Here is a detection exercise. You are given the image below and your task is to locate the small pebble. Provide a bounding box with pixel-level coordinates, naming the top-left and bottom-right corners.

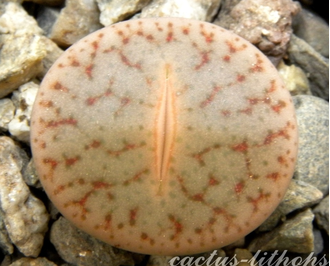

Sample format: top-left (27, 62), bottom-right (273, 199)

top-left (50, 216), bottom-right (139, 266)
top-left (248, 208), bottom-right (315, 253)
top-left (313, 195), bottom-right (329, 234)
top-left (293, 95), bottom-right (329, 195)
top-left (0, 137), bottom-right (49, 257)
top-left (288, 35), bottom-right (329, 100)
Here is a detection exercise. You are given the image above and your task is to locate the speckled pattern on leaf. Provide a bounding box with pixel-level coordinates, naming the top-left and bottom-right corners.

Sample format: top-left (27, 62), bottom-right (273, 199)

top-left (31, 18), bottom-right (298, 255)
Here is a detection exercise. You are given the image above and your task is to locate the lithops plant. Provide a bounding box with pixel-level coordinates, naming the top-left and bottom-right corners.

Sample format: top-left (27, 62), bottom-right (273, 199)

top-left (31, 18), bottom-right (298, 255)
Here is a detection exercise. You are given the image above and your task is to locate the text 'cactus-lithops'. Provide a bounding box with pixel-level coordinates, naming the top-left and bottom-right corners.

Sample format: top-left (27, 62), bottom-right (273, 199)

top-left (31, 18), bottom-right (298, 255)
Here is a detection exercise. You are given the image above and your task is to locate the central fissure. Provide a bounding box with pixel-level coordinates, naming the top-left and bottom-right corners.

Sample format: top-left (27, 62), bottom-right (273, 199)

top-left (155, 64), bottom-right (176, 184)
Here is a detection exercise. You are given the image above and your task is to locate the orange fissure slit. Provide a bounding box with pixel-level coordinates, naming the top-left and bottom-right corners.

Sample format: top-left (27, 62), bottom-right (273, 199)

top-left (154, 64), bottom-right (176, 190)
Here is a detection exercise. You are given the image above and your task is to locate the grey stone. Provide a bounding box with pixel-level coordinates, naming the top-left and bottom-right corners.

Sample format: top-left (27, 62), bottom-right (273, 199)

top-left (0, 2), bottom-right (46, 98)
top-left (24, 0), bottom-right (64, 6)
top-left (0, 1), bottom-right (21, 6)
top-left (0, 33), bottom-right (45, 98)
top-left (313, 228), bottom-right (324, 255)
top-left (214, 0), bottom-right (300, 65)
top-left (49, 0), bottom-right (102, 47)
top-left (232, 249), bottom-right (256, 266)
top-left (36, 5), bottom-right (61, 37)
top-left (0, 98), bottom-right (15, 131)
top-left (140, 0), bottom-right (222, 22)
top-left (298, 0), bottom-right (313, 4)
top-left (213, 0), bottom-right (241, 17)
top-left (0, 136), bottom-right (49, 257)
top-left (0, 2), bottom-right (43, 35)
top-left (258, 179), bottom-right (323, 232)
top-left (313, 195), bottom-right (329, 234)
top-left (257, 210), bottom-right (283, 233)
top-left (293, 8), bottom-right (329, 58)
top-left (47, 201), bottom-right (60, 221)
top-left (96, 0), bottom-right (151, 26)
top-left (278, 180), bottom-right (323, 214)
top-left (0, 209), bottom-right (13, 255)
top-left (22, 159), bottom-right (41, 188)
top-left (293, 95), bottom-right (329, 195)
top-left (38, 36), bottom-right (63, 79)
top-left (8, 257), bottom-right (57, 266)
top-left (288, 35), bottom-right (329, 100)
top-left (147, 255), bottom-right (177, 266)
top-left (50, 216), bottom-right (138, 266)
top-left (1, 255), bottom-right (12, 266)
top-left (277, 60), bottom-right (311, 96)
top-left (248, 208), bottom-right (315, 253)
top-left (8, 81), bottom-right (39, 143)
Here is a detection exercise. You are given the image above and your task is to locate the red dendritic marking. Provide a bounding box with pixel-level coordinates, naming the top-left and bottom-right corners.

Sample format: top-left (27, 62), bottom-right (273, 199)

top-left (177, 175), bottom-right (205, 203)
top-left (41, 157), bottom-right (59, 182)
top-left (119, 52), bottom-right (142, 70)
top-left (221, 110), bottom-right (232, 117)
top-left (176, 174), bottom-right (242, 235)
top-left (123, 168), bottom-right (149, 186)
top-left (223, 55), bottom-right (231, 62)
top-left (117, 30), bottom-right (130, 45)
top-left (107, 142), bottom-right (144, 157)
top-left (62, 179), bottom-right (114, 220)
top-left (103, 214), bottom-right (112, 230)
top-left (38, 100), bottom-right (54, 108)
top-left (113, 96), bottom-right (132, 117)
top-left (236, 74), bottom-right (246, 82)
top-left (154, 22), bottom-right (163, 32)
top-left (192, 193), bottom-right (204, 202)
top-left (238, 107), bottom-right (253, 115)
top-left (65, 156), bottom-right (80, 167)
top-left (200, 27), bottom-right (214, 43)
top-left (39, 140), bottom-right (46, 149)
top-left (267, 172), bottom-right (280, 181)
top-left (86, 89), bottom-right (113, 106)
top-left (271, 100), bottom-right (287, 113)
top-left (70, 59), bottom-right (80, 67)
top-left (91, 41), bottom-right (99, 58)
top-left (191, 143), bottom-right (221, 166)
top-left (85, 64), bottom-right (94, 79)
top-left (146, 34), bottom-right (154, 42)
top-left (262, 124), bottom-right (291, 146)
top-left (212, 207), bottom-right (241, 233)
top-left (200, 86), bottom-right (222, 108)
top-left (277, 155), bottom-right (289, 167)
top-left (45, 118), bottom-right (77, 128)
top-left (241, 80), bottom-right (288, 115)
top-left (141, 232), bottom-right (148, 240)
top-left (195, 51), bottom-right (210, 70)
top-left (225, 39), bottom-right (247, 53)
top-left (168, 215), bottom-right (183, 239)
top-left (247, 190), bottom-right (271, 212)
top-left (129, 208), bottom-right (139, 226)
top-left (234, 181), bottom-right (245, 195)
top-left (52, 82), bottom-right (69, 92)
top-left (85, 139), bottom-right (102, 150)
top-left (208, 174), bottom-right (220, 186)
top-left (249, 53), bottom-right (264, 73)
top-left (166, 22), bottom-right (174, 42)
top-left (182, 27), bottom-right (190, 35)
top-left (232, 141), bottom-right (248, 153)
top-left (43, 158), bottom-right (58, 170)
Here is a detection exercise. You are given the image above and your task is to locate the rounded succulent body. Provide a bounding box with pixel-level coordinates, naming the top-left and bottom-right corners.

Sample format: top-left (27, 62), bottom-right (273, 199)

top-left (31, 18), bottom-right (298, 255)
